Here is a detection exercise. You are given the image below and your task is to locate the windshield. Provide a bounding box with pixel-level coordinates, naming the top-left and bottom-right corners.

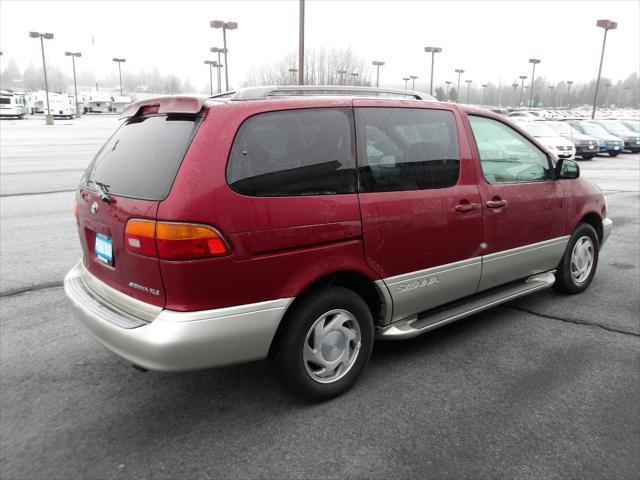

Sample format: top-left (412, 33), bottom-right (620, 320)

top-left (600, 121), bottom-right (631, 132)
top-left (82, 114), bottom-right (201, 201)
top-left (547, 122), bottom-right (579, 135)
top-left (621, 120), bottom-right (640, 132)
top-left (519, 123), bottom-right (557, 137)
top-left (578, 123), bottom-right (609, 136)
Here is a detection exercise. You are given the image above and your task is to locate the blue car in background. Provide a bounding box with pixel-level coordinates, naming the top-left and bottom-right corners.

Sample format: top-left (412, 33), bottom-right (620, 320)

top-left (568, 121), bottom-right (625, 157)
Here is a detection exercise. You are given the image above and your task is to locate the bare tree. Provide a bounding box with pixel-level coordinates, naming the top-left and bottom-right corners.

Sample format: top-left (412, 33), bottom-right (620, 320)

top-left (243, 47), bottom-right (373, 87)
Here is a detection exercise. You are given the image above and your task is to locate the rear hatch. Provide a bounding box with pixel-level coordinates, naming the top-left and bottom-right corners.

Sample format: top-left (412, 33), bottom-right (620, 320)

top-left (76, 106), bottom-right (203, 306)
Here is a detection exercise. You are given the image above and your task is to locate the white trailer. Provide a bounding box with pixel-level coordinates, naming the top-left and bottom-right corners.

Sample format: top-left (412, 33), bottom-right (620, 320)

top-left (0, 91), bottom-right (28, 118)
top-left (82, 93), bottom-right (112, 113)
top-left (49, 93), bottom-right (76, 118)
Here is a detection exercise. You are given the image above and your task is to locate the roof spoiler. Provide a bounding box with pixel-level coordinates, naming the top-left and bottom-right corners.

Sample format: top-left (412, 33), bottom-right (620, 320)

top-left (120, 95), bottom-right (209, 118)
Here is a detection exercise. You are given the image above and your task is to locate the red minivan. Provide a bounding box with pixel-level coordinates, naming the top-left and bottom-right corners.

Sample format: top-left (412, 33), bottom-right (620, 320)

top-left (65, 86), bottom-right (612, 401)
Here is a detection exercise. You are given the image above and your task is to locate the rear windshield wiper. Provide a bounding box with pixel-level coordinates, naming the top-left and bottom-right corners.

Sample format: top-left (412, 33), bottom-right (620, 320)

top-left (92, 180), bottom-right (111, 203)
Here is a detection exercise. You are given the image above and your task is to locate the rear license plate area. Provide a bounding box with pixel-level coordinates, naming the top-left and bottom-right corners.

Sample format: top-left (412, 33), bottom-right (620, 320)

top-left (95, 233), bottom-right (113, 265)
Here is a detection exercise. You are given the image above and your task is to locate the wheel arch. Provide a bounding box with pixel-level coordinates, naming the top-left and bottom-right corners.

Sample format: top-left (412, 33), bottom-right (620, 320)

top-left (578, 212), bottom-right (604, 245)
top-left (269, 270), bottom-right (392, 355)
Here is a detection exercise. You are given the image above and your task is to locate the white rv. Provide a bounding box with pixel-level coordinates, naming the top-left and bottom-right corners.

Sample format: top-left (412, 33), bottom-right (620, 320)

top-left (82, 92), bottom-right (112, 113)
top-left (110, 96), bottom-right (132, 113)
top-left (49, 93), bottom-right (76, 118)
top-left (0, 91), bottom-right (28, 118)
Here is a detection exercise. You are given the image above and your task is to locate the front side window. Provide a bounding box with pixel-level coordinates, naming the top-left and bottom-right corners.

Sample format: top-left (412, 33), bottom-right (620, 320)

top-left (227, 108), bottom-right (355, 196)
top-left (468, 115), bottom-right (550, 183)
top-left (355, 107), bottom-right (460, 192)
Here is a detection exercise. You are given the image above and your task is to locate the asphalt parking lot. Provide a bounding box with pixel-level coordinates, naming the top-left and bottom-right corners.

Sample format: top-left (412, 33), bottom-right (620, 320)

top-left (1, 115), bottom-right (639, 479)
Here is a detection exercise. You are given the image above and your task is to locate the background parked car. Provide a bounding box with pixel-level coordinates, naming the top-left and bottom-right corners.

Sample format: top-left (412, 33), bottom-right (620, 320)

top-left (546, 121), bottom-right (599, 160)
top-left (619, 118), bottom-right (640, 133)
top-left (590, 120), bottom-right (640, 153)
top-left (515, 121), bottom-right (576, 159)
top-left (568, 121), bottom-right (625, 157)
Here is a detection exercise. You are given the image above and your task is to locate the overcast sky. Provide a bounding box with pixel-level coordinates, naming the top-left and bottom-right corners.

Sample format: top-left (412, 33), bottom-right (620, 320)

top-left (1, 0), bottom-right (638, 91)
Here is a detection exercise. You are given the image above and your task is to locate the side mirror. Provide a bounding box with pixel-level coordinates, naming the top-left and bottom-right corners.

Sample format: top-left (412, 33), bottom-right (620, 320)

top-left (556, 158), bottom-right (580, 179)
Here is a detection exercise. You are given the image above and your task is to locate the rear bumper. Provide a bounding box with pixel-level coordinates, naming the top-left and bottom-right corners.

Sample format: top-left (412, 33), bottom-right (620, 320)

top-left (64, 261), bottom-right (292, 371)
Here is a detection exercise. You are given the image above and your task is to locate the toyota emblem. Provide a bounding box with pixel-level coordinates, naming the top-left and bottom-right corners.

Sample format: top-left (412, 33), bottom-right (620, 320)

top-left (91, 202), bottom-right (98, 215)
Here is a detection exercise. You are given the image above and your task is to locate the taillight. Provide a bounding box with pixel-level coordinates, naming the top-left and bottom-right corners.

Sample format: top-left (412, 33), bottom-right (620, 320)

top-left (125, 219), bottom-right (157, 257)
top-left (125, 219), bottom-right (229, 260)
top-left (156, 222), bottom-right (228, 260)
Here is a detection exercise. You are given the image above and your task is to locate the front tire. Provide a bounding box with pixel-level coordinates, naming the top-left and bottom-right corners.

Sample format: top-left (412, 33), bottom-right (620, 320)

top-left (554, 223), bottom-right (599, 294)
top-left (271, 287), bottom-right (374, 402)
top-left (608, 152), bottom-right (620, 157)
top-left (581, 154), bottom-right (595, 160)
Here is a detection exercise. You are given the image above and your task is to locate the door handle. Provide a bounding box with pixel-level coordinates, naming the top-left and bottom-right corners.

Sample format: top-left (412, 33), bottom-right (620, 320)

top-left (454, 202), bottom-right (479, 213)
top-left (486, 199), bottom-right (507, 209)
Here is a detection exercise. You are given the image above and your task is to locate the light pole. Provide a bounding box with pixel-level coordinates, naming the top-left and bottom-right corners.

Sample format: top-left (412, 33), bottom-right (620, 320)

top-left (455, 69), bottom-right (465, 100)
top-left (528, 58), bottom-right (541, 109)
top-left (336, 69), bottom-right (347, 85)
top-left (465, 79), bottom-right (472, 104)
top-left (518, 75), bottom-right (527, 107)
top-left (288, 68), bottom-right (298, 84)
top-left (567, 80), bottom-right (573, 109)
top-left (204, 60), bottom-right (218, 95)
top-left (64, 51), bottom-right (82, 117)
top-left (591, 19), bottom-right (617, 118)
top-left (445, 80), bottom-right (452, 100)
top-left (402, 77), bottom-right (410, 90)
top-left (623, 86), bottom-right (630, 108)
top-left (481, 84), bottom-right (488, 107)
top-left (410, 75), bottom-right (418, 90)
top-left (112, 58), bottom-right (126, 96)
top-left (210, 47), bottom-right (227, 93)
top-left (350, 72), bottom-right (359, 85)
top-left (298, 0), bottom-right (305, 85)
top-left (211, 20), bottom-right (238, 91)
top-left (372, 61), bottom-right (385, 88)
top-left (29, 31), bottom-right (54, 125)
top-left (424, 46), bottom-right (442, 95)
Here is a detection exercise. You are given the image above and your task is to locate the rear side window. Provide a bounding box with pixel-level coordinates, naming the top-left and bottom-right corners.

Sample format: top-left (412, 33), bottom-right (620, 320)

top-left (355, 107), bottom-right (460, 192)
top-left (227, 108), bottom-right (356, 196)
top-left (82, 114), bottom-right (201, 201)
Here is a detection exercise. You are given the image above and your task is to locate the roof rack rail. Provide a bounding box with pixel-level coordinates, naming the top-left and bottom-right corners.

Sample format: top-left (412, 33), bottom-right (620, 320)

top-left (211, 85), bottom-right (436, 101)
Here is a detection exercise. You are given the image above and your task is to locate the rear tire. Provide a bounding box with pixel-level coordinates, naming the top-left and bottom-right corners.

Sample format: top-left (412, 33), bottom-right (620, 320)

top-left (554, 223), bottom-right (599, 294)
top-left (631, 148), bottom-right (640, 154)
top-left (608, 152), bottom-right (620, 157)
top-left (581, 154), bottom-right (595, 160)
top-left (271, 287), bottom-right (374, 402)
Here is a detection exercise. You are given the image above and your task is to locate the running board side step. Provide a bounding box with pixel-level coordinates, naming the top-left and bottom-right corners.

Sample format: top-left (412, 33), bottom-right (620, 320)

top-left (377, 271), bottom-right (555, 340)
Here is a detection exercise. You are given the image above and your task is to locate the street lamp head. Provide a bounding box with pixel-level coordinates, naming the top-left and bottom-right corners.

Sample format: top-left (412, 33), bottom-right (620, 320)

top-left (481, 84), bottom-right (488, 88)
top-left (29, 31), bottom-right (40, 38)
top-left (30, 31), bottom-right (53, 39)
top-left (112, 58), bottom-right (126, 63)
top-left (548, 86), bottom-right (555, 90)
top-left (445, 81), bottom-right (452, 85)
top-left (596, 19), bottom-right (618, 30)
top-left (351, 72), bottom-right (359, 77)
top-left (372, 61), bottom-right (385, 66)
top-left (424, 46), bottom-right (442, 53)
top-left (528, 58), bottom-right (541, 64)
top-left (210, 47), bottom-right (227, 53)
top-left (455, 69), bottom-right (465, 74)
top-left (211, 20), bottom-right (238, 29)
top-left (43, 33), bottom-right (54, 39)
top-left (288, 68), bottom-right (298, 73)
top-left (402, 77), bottom-right (410, 81)
top-left (204, 60), bottom-right (218, 65)
top-left (512, 82), bottom-right (519, 87)
top-left (567, 80), bottom-right (574, 85)
top-left (466, 79), bottom-right (473, 84)
top-left (65, 51), bottom-right (81, 57)
top-left (519, 75), bottom-right (528, 80)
